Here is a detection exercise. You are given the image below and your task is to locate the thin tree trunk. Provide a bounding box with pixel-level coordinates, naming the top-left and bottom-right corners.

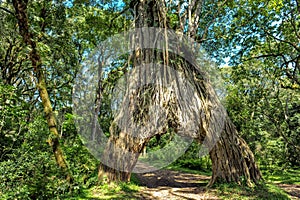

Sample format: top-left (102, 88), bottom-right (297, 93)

top-left (91, 58), bottom-right (103, 142)
top-left (12, 0), bottom-right (71, 181)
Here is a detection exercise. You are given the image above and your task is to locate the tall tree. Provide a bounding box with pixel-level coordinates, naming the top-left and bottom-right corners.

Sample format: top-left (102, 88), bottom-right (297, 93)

top-left (97, 0), bottom-right (262, 186)
top-left (11, 0), bottom-right (71, 180)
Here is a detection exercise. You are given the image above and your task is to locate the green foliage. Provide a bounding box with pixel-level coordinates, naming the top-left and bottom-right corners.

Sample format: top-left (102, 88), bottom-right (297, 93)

top-left (0, 117), bottom-right (72, 199)
top-left (212, 0), bottom-right (300, 171)
top-left (0, 83), bottom-right (28, 160)
top-left (0, 96), bottom-right (99, 198)
top-left (60, 112), bottom-right (99, 187)
top-left (172, 142), bottom-right (212, 171)
top-left (0, 113), bottom-right (101, 199)
top-left (222, 60), bottom-right (300, 169)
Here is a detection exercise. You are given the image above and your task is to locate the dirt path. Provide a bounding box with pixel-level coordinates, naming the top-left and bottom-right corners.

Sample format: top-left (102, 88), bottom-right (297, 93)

top-left (277, 184), bottom-right (300, 199)
top-left (133, 163), bottom-right (300, 200)
top-left (135, 169), bottom-right (219, 200)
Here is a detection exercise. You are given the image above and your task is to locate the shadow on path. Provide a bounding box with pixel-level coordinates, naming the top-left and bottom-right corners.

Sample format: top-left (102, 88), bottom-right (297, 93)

top-left (135, 169), bottom-right (220, 200)
top-left (278, 184), bottom-right (300, 200)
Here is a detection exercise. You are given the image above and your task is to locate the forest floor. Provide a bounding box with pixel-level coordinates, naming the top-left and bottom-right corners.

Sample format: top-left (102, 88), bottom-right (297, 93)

top-left (135, 169), bottom-right (219, 200)
top-left (277, 184), bottom-right (300, 200)
top-left (83, 165), bottom-right (300, 200)
top-left (135, 168), bottom-right (300, 200)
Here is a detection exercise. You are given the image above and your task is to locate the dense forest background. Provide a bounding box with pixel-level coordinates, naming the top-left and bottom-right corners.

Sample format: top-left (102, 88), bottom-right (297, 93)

top-left (0, 0), bottom-right (299, 199)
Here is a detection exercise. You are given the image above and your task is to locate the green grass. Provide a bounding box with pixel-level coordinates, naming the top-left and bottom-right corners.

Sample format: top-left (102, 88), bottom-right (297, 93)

top-left (210, 167), bottom-right (300, 199)
top-left (67, 181), bottom-right (141, 200)
top-left (213, 182), bottom-right (291, 200)
top-left (263, 167), bottom-right (300, 184)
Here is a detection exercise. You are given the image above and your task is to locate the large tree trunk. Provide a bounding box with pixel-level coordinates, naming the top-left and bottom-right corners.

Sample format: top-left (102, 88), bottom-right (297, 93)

top-left (12, 0), bottom-right (71, 181)
top-left (97, 0), bottom-right (161, 182)
top-left (98, 129), bottom-right (147, 182)
top-left (98, 0), bottom-right (262, 186)
top-left (178, 50), bottom-right (262, 186)
top-left (208, 120), bottom-right (262, 186)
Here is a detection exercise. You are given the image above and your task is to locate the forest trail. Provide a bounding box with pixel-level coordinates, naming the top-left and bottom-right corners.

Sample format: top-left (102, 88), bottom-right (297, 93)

top-left (135, 169), bottom-right (220, 200)
top-left (277, 184), bottom-right (300, 200)
top-left (133, 163), bottom-right (300, 200)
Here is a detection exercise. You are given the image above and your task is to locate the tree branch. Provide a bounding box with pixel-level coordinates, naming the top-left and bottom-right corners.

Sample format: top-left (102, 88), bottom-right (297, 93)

top-left (243, 53), bottom-right (283, 62)
top-left (265, 30), bottom-right (300, 53)
top-left (288, 12), bottom-right (300, 40)
top-left (0, 6), bottom-right (14, 15)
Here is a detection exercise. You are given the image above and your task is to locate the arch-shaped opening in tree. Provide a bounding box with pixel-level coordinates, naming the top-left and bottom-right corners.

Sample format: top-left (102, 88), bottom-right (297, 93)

top-left (91, 0), bottom-right (262, 187)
